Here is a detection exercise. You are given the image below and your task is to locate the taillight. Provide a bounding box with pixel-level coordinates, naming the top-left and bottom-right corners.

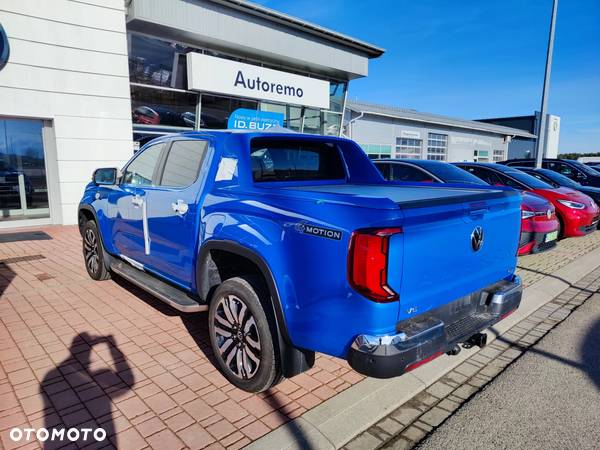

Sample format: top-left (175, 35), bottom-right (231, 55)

top-left (347, 227), bottom-right (402, 302)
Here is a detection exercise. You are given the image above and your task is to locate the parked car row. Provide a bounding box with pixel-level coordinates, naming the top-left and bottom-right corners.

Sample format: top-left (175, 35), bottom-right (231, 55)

top-left (375, 158), bottom-right (599, 257)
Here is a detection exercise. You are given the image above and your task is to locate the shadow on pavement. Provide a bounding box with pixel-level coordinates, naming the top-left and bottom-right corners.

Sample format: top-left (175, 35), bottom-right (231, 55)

top-left (488, 290), bottom-right (600, 393)
top-left (0, 260), bottom-right (16, 295)
top-left (580, 318), bottom-right (600, 391)
top-left (516, 266), bottom-right (598, 294)
top-left (40, 332), bottom-right (135, 449)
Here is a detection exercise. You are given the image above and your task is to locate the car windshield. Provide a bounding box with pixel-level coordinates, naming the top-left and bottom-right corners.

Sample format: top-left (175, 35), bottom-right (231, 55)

top-left (418, 161), bottom-right (487, 185)
top-left (506, 170), bottom-right (554, 189)
top-left (569, 160), bottom-right (600, 176)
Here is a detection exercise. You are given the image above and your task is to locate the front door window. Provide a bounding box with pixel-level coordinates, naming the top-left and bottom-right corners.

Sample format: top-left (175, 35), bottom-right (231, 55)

top-left (0, 118), bottom-right (49, 221)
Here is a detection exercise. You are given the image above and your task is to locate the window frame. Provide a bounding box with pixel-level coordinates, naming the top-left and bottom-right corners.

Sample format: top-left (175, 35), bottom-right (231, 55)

top-left (157, 139), bottom-right (210, 189)
top-left (426, 133), bottom-right (448, 161)
top-left (121, 142), bottom-right (167, 187)
top-left (395, 137), bottom-right (422, 159)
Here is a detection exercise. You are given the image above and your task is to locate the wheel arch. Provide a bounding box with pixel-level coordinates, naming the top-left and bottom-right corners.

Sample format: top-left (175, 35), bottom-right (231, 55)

top-left (78, 204), bottom-right (97, 236)
top-left (78, 204), bottom-right (114, 265)
top-left (197, 240), bottom-right (314, 378)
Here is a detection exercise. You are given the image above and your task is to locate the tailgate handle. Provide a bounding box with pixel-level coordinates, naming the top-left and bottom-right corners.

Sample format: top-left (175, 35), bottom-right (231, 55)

top-left (469, 208), bottom-right (488, 217)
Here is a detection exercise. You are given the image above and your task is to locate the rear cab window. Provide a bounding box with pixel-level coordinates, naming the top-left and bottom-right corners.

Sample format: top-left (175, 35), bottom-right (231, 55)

top-left (250, 138), bottom-right (347, 182)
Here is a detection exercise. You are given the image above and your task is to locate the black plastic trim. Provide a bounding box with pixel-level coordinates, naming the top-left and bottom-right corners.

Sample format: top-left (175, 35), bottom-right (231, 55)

top-left (398, 189), bottom-right (517, 209)
top-left (77, 203), bottom-right (113, 268)
top-left (197, 240), bottom-right (314, 378)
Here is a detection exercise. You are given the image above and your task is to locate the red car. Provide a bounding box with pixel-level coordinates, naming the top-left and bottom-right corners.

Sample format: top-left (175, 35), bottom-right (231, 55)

top-left (455, 163), bottom-right (599, 238)
top-left (519, 192), bottom-right (559, 255)
top-left (373, 159), bottom-right (559, 255)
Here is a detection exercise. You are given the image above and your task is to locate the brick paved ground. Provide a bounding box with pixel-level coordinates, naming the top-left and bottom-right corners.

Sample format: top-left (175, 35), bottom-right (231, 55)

top-left (0, 226), bottom-right (599, 450)
top-left (516, 230), bottom-right (600, 286)
top-left (344, 245), bottom-right (600, 450)
top-left (0, 226), bottom-right (363, 450)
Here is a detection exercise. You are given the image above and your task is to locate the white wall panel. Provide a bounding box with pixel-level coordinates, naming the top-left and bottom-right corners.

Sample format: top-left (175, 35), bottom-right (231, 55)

top-left (2, 0), bottom-right (126, 32)
top-left (0, 1), bottom-right (132, 226)
top-left (53, 117), bottom-right (132, 140)
top-left (56, 139), bottom-right (135, 163)
top-left (0, 11), bottom-right (127, 54)
top-left (71, 0), bottom-right (125, 11)
top-left (61, 203), bottom-right (79, 226)
top-left (0, 88), bottom-right (132, 120)
top-left (60, 181), bottom-right (93, 205)
top-left (58, 161), bottom-right (127, 183)
top-left (8, 39), bottom-right (129, 76)
top-left (0, 64), bottom-right (129, 98)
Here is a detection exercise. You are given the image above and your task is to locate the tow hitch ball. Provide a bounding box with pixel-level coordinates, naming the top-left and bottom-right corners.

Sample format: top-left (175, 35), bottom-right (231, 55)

top-left (462, 332), bottom-right (488, 349)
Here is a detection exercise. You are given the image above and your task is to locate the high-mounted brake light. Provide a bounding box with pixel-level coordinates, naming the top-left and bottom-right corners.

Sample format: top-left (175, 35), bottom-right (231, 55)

top-left (348, 227), bottom-right (402, 302)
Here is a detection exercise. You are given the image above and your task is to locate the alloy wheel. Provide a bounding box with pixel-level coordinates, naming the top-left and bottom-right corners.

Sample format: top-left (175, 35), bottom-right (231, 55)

top-left (83, 228), bottom-right (100, 275)
top-left (213, 294), bottom-right (262, 380)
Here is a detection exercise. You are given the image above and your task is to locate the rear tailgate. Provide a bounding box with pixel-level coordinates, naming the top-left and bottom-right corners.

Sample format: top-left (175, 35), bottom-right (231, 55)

top-left (387, 191), bottom-right (521, 322)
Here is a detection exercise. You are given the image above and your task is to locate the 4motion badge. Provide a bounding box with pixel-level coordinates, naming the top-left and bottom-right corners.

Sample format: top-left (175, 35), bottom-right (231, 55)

top-left (295, 223), bottom-right (342, 240)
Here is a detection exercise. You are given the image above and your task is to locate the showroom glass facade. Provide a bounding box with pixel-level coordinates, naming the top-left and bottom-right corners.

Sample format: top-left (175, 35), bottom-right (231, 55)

top-left (128, 33), bottom-right (347, 145)
top-left (0, 118), bottom-right (49, 222)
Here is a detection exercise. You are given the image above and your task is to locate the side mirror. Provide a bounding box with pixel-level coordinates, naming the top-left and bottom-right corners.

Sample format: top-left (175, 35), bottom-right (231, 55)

top-left (576, 172), bottom-right (587, 180)
top-left (93, 168), bottom-right (119, 186)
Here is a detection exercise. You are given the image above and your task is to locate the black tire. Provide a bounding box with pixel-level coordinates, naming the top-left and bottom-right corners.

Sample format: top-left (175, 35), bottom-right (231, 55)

top-left (208, 276), bottom-right (281, 392)
top-left (82, 220), bottom-right (111, 281)
top-left (556, 214), bottom-right (564, 239)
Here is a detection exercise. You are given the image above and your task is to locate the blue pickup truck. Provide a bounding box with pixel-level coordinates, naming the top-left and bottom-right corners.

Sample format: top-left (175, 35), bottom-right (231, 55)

top-left (78, 131), bottom-right (522, 392)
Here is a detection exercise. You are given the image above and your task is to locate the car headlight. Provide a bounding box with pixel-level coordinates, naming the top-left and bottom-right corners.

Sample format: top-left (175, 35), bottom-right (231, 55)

top-left (557, 199), bottom-right (586, 210)
top-left (521, 210), bottom-right (535, 219)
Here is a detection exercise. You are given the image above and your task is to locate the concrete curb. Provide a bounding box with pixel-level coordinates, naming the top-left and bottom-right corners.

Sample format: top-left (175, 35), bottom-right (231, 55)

top-left (245, 245), bottom-right (600, 450)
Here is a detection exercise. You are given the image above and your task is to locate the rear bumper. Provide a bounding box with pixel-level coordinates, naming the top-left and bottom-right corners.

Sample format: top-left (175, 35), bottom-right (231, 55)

top-left (347, 276), bottom-right (522, 378)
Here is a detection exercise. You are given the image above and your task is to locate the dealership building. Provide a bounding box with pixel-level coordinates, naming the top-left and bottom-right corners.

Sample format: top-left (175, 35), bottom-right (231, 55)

top-left (344, 100), bottom-right (536, 163)
top-left (477, 112), bottom-right (560, 160)
top-left (0, 0), bottom-right (383, 228)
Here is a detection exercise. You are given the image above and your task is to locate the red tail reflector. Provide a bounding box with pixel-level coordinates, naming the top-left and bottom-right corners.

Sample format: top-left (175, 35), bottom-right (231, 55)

top-left (500, 309), bottom-right (516, 320)
top-left (405, 351), bottom-right (443, 372)
top-left (348, 227), bottom-right (402, 302)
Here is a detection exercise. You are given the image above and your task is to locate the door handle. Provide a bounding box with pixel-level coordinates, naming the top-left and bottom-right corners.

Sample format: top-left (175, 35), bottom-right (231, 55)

top-left (171, 199), bottom-right (189, 215)
top-left (131, 195), bottom-right (143, 207)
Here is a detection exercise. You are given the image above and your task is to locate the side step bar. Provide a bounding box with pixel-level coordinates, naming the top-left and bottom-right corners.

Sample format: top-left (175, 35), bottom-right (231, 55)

top-left (110, 259), bottom-right (208, 313)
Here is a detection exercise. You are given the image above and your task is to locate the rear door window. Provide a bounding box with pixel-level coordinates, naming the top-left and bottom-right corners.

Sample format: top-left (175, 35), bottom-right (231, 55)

top-left (390, 164), bottom-right (434, 182)
top-left (460, 166), bottom-right (502, 185)
top-left (251, 139), bottom-right (346, 182)
top-left (160, 140), bottom-right (208, 188)
top-left (375, 163), bottom-right (390, 180)
top-left (496, 173), bottom-right (526, 189)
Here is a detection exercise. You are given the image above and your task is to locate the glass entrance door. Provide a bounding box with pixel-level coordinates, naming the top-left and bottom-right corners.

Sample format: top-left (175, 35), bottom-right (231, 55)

top-left (0, 119), bottom-right (50, 221)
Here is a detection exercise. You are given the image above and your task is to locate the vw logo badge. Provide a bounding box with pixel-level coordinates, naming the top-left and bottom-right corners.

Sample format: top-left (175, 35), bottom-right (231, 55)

top-left (547, 209), bottom-right (552, 219)
top-left (471, 226), bottom-right (484, 252)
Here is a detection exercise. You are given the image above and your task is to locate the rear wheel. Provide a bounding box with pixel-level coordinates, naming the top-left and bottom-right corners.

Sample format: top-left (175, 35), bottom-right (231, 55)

top-left (208, 276), bottom-right (281, 392)
top-left (82, 220), bottom-right (111, 281)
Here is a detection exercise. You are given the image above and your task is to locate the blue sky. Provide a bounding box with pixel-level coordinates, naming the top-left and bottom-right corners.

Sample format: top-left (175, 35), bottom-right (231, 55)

top-left (254, 0), bottom-right (600, 153)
